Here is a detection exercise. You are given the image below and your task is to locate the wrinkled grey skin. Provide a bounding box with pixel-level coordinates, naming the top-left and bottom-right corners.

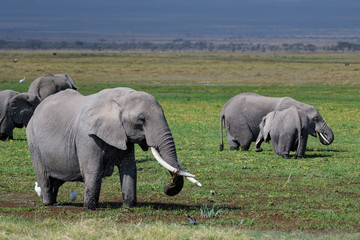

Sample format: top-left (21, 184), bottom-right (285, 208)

top-left (219, 93), bottom-right (334, 151)
top-left (28, 73), bottom-right (77, 100)
top-left (27, 88), bottom-right (188, 210)
top-left (254, 106), bottom-right (316, 159)
top-left (0, 90), bottom-right (41, 140)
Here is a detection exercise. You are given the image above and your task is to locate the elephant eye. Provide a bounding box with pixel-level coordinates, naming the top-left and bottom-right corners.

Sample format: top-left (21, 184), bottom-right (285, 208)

top-left (313, 117), bottom-right (318, 121)
top-left (138, 113), bottom-right (145, 123)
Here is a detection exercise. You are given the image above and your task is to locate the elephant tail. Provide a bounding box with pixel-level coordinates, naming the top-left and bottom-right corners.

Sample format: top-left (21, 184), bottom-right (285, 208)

top-left (219, 113), bottom-right (225, 151)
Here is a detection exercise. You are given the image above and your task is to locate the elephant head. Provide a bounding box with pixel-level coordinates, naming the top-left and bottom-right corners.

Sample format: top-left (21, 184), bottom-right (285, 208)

top-left (28, 73), bottom-right (77, 100)
top-left (0, 90), bottom-right (41, 140)
top-left (303, 106), bottom-right (334, 145)
top-left (279, 98), bottom-right (334, 146)
top-left (85, 89), bottom-right (201, 197)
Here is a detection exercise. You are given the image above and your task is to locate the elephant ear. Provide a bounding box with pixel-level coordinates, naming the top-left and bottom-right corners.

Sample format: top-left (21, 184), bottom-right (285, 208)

top-left (9, 93), bottom-right (41, 126)
top-left (84, 100), bottom-right (127, 151)
top-left (55, 74), bottom-right (77, 90)
top-left (306, 116), bottom-right (317, 137)
top-left (262, 112), bottom-right (275, 142)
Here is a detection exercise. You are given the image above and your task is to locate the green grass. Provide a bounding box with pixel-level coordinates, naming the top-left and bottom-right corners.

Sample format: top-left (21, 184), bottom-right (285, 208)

top-left (0, 51), bottom-right (360, 238)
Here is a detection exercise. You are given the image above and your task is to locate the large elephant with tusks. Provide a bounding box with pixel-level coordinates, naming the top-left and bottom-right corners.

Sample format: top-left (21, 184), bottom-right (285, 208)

top-left (219, 93), bottom-right (334, 151)
top-left (27, 88), bottom-right (201, 210)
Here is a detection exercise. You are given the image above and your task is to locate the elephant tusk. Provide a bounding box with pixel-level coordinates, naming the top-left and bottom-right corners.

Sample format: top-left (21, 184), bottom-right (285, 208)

top-left (150, 147), bottom-right (196, 178)
top-left (319, 132), bottom-right (330, 144)
top-left (186, 177), bottom-right (202, 187)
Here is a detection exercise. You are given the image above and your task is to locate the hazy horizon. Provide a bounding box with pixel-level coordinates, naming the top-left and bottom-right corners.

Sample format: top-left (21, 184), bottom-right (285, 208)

top-left (1, 0), bottom-right (359, 43)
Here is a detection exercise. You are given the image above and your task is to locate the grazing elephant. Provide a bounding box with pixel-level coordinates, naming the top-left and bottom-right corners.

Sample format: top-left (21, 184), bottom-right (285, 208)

top-left (0, 90), bottom-right (41, 140)
top-left (254, 106), bottom-right (316, 159)
top-left (219, 92), bottom-right (334, 151)
top-left (28, 73), bottom-right (77, 100)
top-left (27, 88), bottom-right (201, 210)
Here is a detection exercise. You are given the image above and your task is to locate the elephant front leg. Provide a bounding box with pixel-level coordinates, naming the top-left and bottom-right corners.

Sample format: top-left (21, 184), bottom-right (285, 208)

top-left (295, 134), bottom-right (308, 158)
top-left (83, 174), bottom-right (102, 210)
top-left (119, 144), bottom-right (137, 208)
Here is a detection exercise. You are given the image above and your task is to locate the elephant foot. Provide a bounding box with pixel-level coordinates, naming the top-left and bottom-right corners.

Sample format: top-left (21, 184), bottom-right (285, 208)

top-left (240, 146), bottom-right (249, 151)
top-left (294, 154), bottom-right (304, 159)
top-left (230, 146), bottom-right (240, 151)
top-left (219, 144), bottom-right (224, 151)
top-left (43, 203), bottom-right (55, 206)
top-left (282, 154), bottom-right (290, 159)
top-left (255, 147), bottom-right (263, 152)
top-left (0, 133), bottom-right (10, 141)
top-left (123, 199), bottom-right (137, 208)
top-left (43, 200), bottom-right (57, 206)
top-left (84, 200), bottom-right (98, 210)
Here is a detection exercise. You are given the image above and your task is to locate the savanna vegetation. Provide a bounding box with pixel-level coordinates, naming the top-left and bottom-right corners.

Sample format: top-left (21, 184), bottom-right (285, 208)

top-left (1, 39), bottom-right (360, 53)
top-left (0, 51), bottom-right (359, 239)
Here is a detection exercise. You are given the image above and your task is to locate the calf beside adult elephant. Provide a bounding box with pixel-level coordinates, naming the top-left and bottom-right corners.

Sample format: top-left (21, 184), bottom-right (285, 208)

top-left (27, 87), bottom-right (201, 210)
top-left (0, 74), bottom-right (77, 140)
top-left (219, 92), bottom-right (334, 152)
top-left (255, 106), bottom-right (316, 159)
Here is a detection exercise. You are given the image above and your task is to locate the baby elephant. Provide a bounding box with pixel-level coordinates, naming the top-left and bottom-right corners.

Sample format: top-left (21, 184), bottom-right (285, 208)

top-left (255, 106), bottom-right (316, 158)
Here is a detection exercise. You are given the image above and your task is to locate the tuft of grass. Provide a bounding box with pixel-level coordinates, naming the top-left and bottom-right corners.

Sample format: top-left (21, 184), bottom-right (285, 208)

top-left (1, 215), bottom-right (359, 240)
top-left (200, 203), bottom-right (222, 219)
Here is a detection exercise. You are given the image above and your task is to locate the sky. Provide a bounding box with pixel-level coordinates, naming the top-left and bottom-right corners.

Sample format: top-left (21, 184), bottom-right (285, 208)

top-left (0, 0), bottom-right (359, 41)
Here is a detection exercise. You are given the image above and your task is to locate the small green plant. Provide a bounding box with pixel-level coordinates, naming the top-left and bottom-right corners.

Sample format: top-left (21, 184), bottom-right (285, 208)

top-left (200, 204), bottom-right (222, 219)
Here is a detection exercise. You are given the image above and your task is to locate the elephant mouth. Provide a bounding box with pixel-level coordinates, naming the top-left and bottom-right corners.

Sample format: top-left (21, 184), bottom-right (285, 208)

top-left (318, 132), bottom-right (331, 145)
top-left (139, 141), bottom-right (149, 151)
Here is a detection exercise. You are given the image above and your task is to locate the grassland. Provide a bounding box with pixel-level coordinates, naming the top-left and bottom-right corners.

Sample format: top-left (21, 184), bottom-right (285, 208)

top-left (0, 51), bottom-right (360, 239)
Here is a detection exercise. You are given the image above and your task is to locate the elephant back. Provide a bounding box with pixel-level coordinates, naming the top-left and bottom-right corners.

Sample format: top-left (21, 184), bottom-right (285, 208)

top-left (28, 74), bottom-right (77, 100)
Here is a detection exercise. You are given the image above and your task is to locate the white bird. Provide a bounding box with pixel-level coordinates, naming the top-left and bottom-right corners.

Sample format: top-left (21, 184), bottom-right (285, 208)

top-left (34, 182), bottom-right (42, 197)
top-left (70, 190), bottom-right (77, 203)
top-left (19, 76), bottom-right (25, 83)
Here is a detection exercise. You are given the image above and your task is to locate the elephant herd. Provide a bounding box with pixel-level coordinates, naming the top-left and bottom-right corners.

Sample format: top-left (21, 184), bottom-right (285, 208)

top-left (219, 92), bottom-right (334, 159)
top-left (0, 74), bottom-right (334, 209)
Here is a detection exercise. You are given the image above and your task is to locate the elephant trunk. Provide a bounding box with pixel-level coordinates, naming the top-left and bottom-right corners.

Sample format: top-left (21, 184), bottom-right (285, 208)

top-left (149, 130), bottom-right (201, 196)
top-left (317, 121), bottom-right (334, 145)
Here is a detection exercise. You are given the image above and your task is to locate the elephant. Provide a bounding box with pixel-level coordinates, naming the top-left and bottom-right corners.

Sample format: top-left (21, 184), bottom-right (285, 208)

top-left (0, 90), bottom-right (41, 140)
top-left (0, 74), bottom-right (77, 140)
top-left (28, 73), bottom-right (77, 100)
top-left (26, 87), bottom-right (201, 210)
top-left (254, 106), bottom-right (316, 159)
top-left (219, 92), bottom-right (334, 151)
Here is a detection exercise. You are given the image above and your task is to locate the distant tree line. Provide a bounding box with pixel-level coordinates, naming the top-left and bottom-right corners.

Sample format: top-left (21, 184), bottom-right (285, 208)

top-left (0, 39), bottom-right (359, 52)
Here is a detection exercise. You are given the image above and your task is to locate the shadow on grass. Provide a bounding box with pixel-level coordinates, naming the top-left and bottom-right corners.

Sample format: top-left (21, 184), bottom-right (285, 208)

top-left (306, 148), bottom-right (345, 153)
top-left (54, 201), bottom-right (242, 212)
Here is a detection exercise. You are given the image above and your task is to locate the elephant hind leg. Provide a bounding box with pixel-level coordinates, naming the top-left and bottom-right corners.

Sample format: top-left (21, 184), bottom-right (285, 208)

top-left (226, 133), bottom-right (240, 150)
top-left (239, 131), bottom-right (253, 151)
top-left (49, 177), bottom-right (64, 204)
top-left (29, 144), bottom-right (56, 205)
top-left (225, 117), bottom-right (254, 151)
top-left (277, 134), bottom-right (292, 158)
